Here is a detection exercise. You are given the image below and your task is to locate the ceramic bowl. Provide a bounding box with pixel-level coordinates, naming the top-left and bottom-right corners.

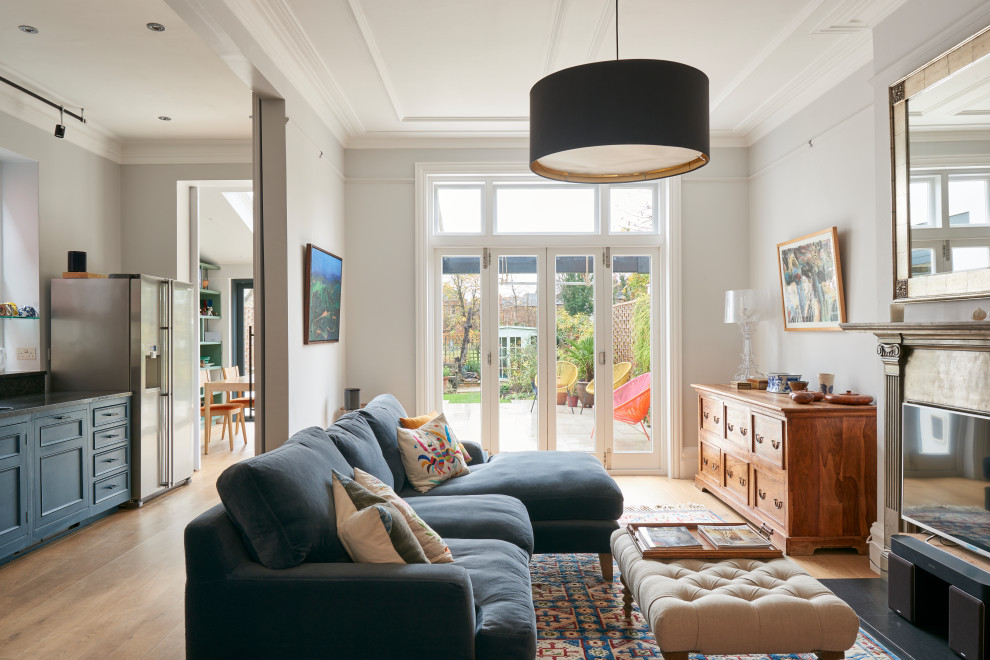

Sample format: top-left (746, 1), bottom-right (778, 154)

top-left (767, 373), bottom-right (802, 393)
top-left (789, 380), bottom-right (809, 392)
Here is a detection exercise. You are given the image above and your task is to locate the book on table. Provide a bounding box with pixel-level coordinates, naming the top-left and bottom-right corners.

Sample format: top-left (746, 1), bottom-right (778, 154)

top-left (635, 525), bottom-right (703, 549)
top-left (697, 524), bottom-right (773, 549)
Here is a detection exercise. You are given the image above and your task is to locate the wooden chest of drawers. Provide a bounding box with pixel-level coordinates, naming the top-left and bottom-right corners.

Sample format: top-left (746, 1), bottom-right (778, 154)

top-left (693, 384), bottom-right (877, 555)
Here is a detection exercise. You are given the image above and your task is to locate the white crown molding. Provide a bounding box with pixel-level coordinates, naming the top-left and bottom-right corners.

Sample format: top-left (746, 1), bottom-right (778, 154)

top-left (911, 128), bottom-right (990, 143)
top-left (544, 0), bottom-right (570, 75)
top-left (740, 30), bottom-right (873, 144)
top-left (347, 134), bottom-right (529, 150)
top-left (0, 82), bottom-right (122, 163)
top-left (710, 133), bottom-right (748, 148)
top-left (346, 0), bottom-right (406, 122)
top-left (120, 139), bottom-right (252, 165)
top-left (233, 0), bottom-right (364, 142)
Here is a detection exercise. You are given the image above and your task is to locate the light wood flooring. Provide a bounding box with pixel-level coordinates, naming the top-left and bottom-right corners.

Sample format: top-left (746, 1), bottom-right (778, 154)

top-left (0, 434), bottom-right (875, 659)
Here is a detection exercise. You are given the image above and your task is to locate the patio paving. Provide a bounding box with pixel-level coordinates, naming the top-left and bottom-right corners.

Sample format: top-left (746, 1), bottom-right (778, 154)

top-left (443, 398), bottom-right (652, 454)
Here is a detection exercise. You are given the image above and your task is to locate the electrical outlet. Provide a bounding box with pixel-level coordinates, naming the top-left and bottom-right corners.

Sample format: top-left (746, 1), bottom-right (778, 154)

top-left (16, 348), bottom-right (36, 360)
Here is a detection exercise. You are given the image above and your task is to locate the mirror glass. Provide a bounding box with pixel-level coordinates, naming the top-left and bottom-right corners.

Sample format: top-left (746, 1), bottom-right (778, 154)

top-left (891, 26), bottom-right (990, 301)
top-left (908, 54), bottom-right (990, 278)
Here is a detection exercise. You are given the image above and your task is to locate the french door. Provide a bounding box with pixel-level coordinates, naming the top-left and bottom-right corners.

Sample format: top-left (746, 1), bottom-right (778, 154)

top-left (438, 247), bottom-right (662, 471)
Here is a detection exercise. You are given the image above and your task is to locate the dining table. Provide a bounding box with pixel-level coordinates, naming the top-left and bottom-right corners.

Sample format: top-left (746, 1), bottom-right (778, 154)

top-left (202, 374), bottom-right (254, 449)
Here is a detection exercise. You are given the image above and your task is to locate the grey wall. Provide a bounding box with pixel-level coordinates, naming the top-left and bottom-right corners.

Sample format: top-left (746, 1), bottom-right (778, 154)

top-left (121, 162), bottom-right (251, 280)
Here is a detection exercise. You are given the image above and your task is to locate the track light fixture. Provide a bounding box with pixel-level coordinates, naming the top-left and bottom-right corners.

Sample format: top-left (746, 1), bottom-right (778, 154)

top-left (54, 107), bottom-right (66, 138)
top-left (0, 75), bottom-right (86, 139)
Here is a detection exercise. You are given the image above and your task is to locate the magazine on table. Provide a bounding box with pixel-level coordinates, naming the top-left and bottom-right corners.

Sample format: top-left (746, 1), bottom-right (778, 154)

top-left (697, 524), bottom-right (772, 548)
top-left (635, 525), bottom-right (703, 549)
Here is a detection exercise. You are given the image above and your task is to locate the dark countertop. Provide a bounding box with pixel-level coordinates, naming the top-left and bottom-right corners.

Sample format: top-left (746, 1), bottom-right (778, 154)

top-left (0, 390), bottom-right (132, 419)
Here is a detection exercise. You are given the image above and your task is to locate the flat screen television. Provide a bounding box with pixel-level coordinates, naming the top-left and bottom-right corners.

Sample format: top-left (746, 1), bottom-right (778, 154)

top-left (902, 402), bottom-right (990, 559)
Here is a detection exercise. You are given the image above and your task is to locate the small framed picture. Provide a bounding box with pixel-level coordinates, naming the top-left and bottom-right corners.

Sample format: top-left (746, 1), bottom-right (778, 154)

top-left (776, 227), bottom-right (846, 331)
top-left (304, 243), bottom-right (342, 344)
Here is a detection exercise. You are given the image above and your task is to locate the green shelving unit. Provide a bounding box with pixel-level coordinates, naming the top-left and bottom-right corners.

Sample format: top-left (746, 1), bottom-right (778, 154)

top-left (199, 262), bottom-right (223, 368)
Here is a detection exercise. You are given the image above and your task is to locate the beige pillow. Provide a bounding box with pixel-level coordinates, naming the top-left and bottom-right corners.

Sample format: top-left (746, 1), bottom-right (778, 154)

top-left (396, 412), bottom-right (470, 493)
top-left (353, 467), bottom-right (453, 563)
top-left (331, 470), bottom-right (428, 564)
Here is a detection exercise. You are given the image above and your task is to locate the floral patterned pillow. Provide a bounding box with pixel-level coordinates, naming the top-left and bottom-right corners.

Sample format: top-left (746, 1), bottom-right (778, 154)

top-left (396, 413), bottom-right (470, 493)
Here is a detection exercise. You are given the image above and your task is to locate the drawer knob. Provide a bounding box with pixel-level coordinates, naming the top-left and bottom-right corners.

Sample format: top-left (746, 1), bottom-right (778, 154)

top-left (726, 422), bottom-right (734, 432)
top-left (740, 428), bottom-right (748, 436)
top-left (54, 415), bottom-right (67, 420)
top-left (771, 439), bottom-right (781, 450)
top-left (758, 489), bottom-right (766, 500)
top-left (703, 411), bottom-right (709, 419)
top-left (102, 412), bottom-right (118, 417)
top-left (103, 483), bottom-right (119, 490)
top-left (774, 498), bottom-right (783, 509)
top-left (103, 432), bottom-right (118, 438)
top-left (726, 468), bottom-right (734, 478)
top-left (755, 434), bottom-right (763, 443)
top-left (739, 476), bottom-right (746, 487)
top-left (103, 457), bottom-right (119, 463)
top-left (713, 416), bottom-right (720, 424)
top-left (711, 462), bottom-right (719, 472)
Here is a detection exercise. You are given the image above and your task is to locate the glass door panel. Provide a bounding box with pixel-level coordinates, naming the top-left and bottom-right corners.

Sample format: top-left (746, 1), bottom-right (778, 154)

top-left (553, 254), bottom-right (596, 452)
top-left (440, 256), bottom-right (482, 446)
top-left (496, 255), bottom-right (540, 452)
top-left (610, 254), bottom-right (654, 456)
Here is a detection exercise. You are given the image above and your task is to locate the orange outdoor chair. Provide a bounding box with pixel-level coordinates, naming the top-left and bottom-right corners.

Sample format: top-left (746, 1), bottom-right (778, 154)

top-left (591, 372), bottom-right (651, 440)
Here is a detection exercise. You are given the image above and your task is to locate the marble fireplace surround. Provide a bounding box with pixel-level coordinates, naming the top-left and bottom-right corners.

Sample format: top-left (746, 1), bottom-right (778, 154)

top-left (842, 322), bottom-right (990, 571)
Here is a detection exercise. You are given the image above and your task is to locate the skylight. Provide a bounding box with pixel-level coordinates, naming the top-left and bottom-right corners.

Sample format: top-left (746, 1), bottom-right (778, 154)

top-left (222, 191), bottom-right (253, 232)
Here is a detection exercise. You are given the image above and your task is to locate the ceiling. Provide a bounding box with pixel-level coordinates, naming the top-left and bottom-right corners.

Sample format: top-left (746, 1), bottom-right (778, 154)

top-left (0, 0), bottom-right (908, 155)
top-left (199, 186), bottom-right (254, 267)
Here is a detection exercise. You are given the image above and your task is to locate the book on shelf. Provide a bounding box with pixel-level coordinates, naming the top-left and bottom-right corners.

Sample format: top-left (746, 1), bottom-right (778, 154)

top-left (635, 525), bottom-right (703, 549)
top-left (697, 524), bottom-right (771, 549)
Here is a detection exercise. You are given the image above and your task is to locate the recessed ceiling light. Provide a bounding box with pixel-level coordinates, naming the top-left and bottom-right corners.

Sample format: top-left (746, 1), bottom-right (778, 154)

top-left (158, 116), bottom-right (172, 121)
top-left (146, 22), bottom-right (166, 32)
top-left (18, 25), bottom-right (38, 34)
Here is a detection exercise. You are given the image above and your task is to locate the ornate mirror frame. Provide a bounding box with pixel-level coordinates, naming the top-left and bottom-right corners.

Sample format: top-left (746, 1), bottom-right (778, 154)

top-left (891, 25), bottom-right (990, 301)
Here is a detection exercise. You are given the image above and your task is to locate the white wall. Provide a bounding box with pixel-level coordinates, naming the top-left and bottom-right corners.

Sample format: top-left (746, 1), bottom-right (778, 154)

top-left (345, 145), bottom-right (751, 473)
top-left (0, 109), bottom-right (121, 371)
top-left (749, 64), bottom-right (879, 397)
top-left (121, 163), bottom-right (251, 280)
top-left (284, 113), bottom-right (346, 432)
top-left (1, 161), bottom-right (41, 371)
top-left (678, 148), bottom-right (750, 473)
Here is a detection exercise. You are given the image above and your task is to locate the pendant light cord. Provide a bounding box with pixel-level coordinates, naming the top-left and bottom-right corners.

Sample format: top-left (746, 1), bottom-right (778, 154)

top-left (615, 0), bottom-right (619, 60)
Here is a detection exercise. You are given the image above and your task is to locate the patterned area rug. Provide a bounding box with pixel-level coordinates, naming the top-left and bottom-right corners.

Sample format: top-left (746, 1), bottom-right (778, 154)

top-left (532, 553), bottom-right (899, 659)
top-left (619, 504), bottom-right (724, 526)
top-left (533, 506), bottom-right (899, 659)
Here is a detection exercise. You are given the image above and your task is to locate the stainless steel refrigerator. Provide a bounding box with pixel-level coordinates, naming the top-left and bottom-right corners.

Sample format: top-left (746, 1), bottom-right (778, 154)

top-left (50, 274), bottom-right (196, 504)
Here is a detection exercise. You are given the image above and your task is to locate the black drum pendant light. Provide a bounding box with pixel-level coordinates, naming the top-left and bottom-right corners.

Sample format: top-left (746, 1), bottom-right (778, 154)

top-left (529, 1), bottom-right (710, 183)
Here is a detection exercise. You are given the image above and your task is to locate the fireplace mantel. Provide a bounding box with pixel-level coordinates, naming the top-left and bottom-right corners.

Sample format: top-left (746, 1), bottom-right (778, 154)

top-left (842, 321), bottom-right (990, 570)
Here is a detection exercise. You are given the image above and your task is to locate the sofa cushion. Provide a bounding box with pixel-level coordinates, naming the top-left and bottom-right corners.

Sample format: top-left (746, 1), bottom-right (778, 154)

top-left (399, 410), bottom-right (438, 429)
top-left (397, 412), bottom-right (470, 493)
top-left (401, 451), bottom-right (624, 522)
top-left (445, 537), bottom-right (536, 660)
top-left (353, 467), bottom-right (453, 563)
top-left (332, 470), bottom-right (429, 564)
top-left (352, 393), bottom-right (409, 491)
top-left (327, 412), bottom-right (394, 488)
top-left (408, 494), bottom-right (534, 556)
top-left (216, 426), bottom-right (350, 569)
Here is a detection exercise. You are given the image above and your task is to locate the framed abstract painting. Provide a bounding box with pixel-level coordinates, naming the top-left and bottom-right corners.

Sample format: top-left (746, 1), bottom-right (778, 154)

top-left (776, 227), bottom-right (846, 331)
top-left (304, 243), bottom-right (342, 343)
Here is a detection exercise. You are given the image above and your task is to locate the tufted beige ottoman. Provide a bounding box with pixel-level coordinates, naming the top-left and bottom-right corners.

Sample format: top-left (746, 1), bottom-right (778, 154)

top-left (611, 529), bottom-right (860, 660)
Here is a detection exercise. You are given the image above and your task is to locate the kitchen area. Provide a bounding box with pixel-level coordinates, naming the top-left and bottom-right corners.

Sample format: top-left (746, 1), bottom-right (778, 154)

top-left (0, 270), bottom-right (197, 564)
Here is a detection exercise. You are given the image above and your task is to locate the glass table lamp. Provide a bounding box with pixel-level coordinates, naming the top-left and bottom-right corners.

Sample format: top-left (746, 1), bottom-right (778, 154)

top-left (724, 288), bottom-right (770, 381)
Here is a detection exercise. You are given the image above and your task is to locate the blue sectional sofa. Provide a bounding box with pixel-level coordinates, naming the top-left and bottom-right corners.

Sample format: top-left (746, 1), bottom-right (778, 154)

top-left (184, 394), bottom-right (623, 659)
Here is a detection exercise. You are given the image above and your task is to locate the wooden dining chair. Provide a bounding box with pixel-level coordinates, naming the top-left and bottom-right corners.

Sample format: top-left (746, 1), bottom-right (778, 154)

top-left (200, 369), bottom-right (243, 453)
top-left (222, 365), bottom-right (255, 414)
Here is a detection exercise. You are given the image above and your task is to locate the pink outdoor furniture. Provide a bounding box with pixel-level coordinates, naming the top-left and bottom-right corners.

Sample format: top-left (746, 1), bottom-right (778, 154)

top-left (591, 372), bottom-right (651, 440)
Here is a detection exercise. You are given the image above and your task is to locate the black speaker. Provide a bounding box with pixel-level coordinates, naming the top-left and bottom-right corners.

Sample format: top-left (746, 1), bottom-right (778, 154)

top-left (888, 553), bottom-right (915, 622)
top-left (67, 251), bottom-right (86, 272)
top-left (950, 585), bottom-right (985, 660)
top-left (344, 388), bottom-right (360, 411)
